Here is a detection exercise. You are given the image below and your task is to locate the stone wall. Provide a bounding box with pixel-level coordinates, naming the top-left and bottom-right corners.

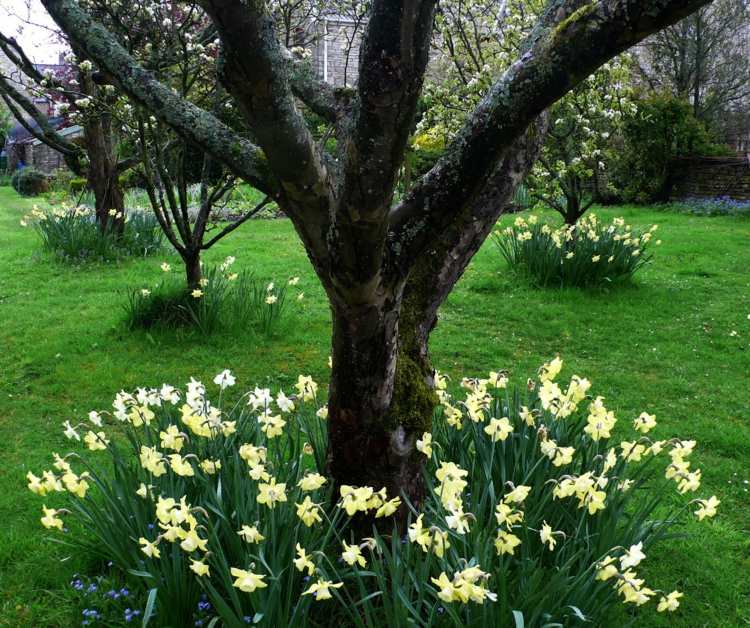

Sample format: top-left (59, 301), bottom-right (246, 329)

top-left (669, 156), bottom-right (750, 201)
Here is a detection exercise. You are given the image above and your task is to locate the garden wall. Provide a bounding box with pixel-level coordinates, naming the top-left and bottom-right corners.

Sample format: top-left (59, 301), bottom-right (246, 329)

top-left (669, 156), bottom-right (750, 200)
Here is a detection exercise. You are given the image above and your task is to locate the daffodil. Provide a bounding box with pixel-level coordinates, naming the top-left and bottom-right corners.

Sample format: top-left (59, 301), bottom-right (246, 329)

top-left (694, 495), bottom-right (720, 520)
top-left (539, 521), bottom-right (557, 550)
top-left (169, 454), bottom-right (195, 477)
top-left (619, 542), bottom-right (646, 570)
top-left (199, 459), bottom-right (221, 474)
top-left (503, 484), bottom-right (531, 504)
top-left (230, 567), bottom-right (268, 593)
top-left (160, 425), bottom-right (185, 452)
top-left (633, 411), bottom-right (657, 434)
top-left (416, 432), bottom-right (432, 457)
top-left (408, 515), bottom-right (431, 551)
top-left (295, 375), bottom-right (318, 402)
top-left (298, 473), bottom-right (327, 491)
top-left (213, 369), bottom-right (236, 389)
top-left (294, 544), bottom-right (316, 575)
top-left (258, 413), bottom-right (286, 438)
top-left (179, 528), bottom-right (208, 553)
top-left (257, 478), bottom-right (287, 508)
top-left (341, 541), bottom-right (366, 567)
top-left (276, 390), bottom-right (295, 412)
top-left (239, 443), bottom-right (266, 465)
top-left (41, 505), bottom-right (64, 530)
top-left (339, 485), bottom-right (374, 515)
top-left (494, 530), bottom-right (521, 555)
top-left (190, 559), bottom-right (210, 577)
top-left (375, 496), bottom-right (401, 518)
top-left (139, 446), bottom-right (167, 476)
top-left (138, 537), bottom-right (160, 558)
top-left (296, 496), bottom-right (323, 527)
top-left (191, 289), bottom-right (203, 298)
top-left (657, 590), bottom-right (683, 612)
top-left (237, 525), bottom-right (265, 544)
top-left (303, 579), bottom-right (343, 601)
top-left (484, 416), bottom-right (513, 442)
top-left (83, 430), bottom-right (108, 451)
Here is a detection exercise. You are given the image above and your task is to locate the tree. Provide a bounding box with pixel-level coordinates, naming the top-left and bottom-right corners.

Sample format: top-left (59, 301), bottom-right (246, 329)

top-left (0, 32), bottom-right (133, 231)
top-left (635, 0), bottom-right (750, 130)
top-left (41, 0), bottom-right (714, 518)
top-left (527, 58), bottom-right (636, 224)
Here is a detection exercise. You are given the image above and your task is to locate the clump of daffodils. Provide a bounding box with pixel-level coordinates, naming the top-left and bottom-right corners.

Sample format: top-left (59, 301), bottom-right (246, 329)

top-left (494, 213), bottom-right (659, 288)
top-left (20, 202), bottom-right (163, 261)
top-left (27, 357), bottom-right (718, 625)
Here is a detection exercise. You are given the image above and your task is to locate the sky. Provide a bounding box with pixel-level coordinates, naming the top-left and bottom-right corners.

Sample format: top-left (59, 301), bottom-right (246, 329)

top-left (0, 0), bottom-right (66, 63)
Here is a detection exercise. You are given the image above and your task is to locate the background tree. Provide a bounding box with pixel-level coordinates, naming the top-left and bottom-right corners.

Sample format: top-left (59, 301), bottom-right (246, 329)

top-left (635, 0), bottom-right (750, 138)
top-left (0, 32), bottom-right (134, 231)
top-left (527, 58), bottom-right (636, 224)
top-left (41, 0), bottom-right (714, 517)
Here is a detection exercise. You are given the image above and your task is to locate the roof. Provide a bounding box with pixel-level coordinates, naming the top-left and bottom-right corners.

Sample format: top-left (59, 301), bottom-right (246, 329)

top-left (30, 124), bottom-right (82, 145)
top-left (5, 116), bottom-right (69, 145)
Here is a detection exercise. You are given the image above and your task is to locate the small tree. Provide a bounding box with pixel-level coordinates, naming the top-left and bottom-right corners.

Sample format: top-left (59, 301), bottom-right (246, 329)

top-left (527, 57), bottom-right (636, 224)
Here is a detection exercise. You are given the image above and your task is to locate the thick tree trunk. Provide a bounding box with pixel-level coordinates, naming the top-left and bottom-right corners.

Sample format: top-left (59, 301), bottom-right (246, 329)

top-left (326, 125), bottom-right (545, 524)
top-left (327, 296), bottom-right (435, 519)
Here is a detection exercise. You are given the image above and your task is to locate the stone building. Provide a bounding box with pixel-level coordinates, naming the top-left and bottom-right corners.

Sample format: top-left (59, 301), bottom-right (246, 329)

top-left (310, 14), bottom-right (365, 88)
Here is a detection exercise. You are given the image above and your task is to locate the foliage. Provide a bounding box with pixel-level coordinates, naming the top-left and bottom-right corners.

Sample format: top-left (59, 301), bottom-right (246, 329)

top-left (12, 167), bottom-right (48, 197)
top-left (612, 94), bottom-right (731, 203)
top-left (124, 259), bottom-right (294, 335)
top-left (657, 196), bottom-right (750, 217)
top-left (0, 173), bottom-right (11, 187)
top-left (20, 203), bottom-right (163, 262)
top-left (510, 184), bottom-right (532, 212)
top-left (494, 213), bottom-right (657, 289)
top-left (25, 357), bottom-right (718, 626)
top-left (636, 0), bottom-right (750, 133)
top-left (527, 58), bottom-right (636, 223)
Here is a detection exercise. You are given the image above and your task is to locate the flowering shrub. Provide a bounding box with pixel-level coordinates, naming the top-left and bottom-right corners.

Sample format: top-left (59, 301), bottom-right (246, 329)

top-left (494, 213), bottom-right (659, 289)
top-left (124, 257), bottom-right (299, 335)
top-left (27, 357), bottom-right (718, 626)
top-left (20, 203), bottom-right (163, 261)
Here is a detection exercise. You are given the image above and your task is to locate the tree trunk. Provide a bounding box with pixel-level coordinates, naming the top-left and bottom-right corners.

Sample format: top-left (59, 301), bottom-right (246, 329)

top-left (326, 125), bottom-right (545, 525)
top-left (326, 295), bottom-right (435, 520)
top-left (90, 170), bottom-right (125, 233)
top-left (184, 251), bottom-right (202, 292)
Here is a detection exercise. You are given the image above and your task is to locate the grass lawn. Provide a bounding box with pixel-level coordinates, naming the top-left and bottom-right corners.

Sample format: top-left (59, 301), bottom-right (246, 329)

top-left (0, 185), bottom-right (748, 626)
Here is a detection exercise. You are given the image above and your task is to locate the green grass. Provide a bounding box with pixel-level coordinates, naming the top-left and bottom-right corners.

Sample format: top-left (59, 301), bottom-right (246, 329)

top-left (1, 185), bottom-right (748, 626)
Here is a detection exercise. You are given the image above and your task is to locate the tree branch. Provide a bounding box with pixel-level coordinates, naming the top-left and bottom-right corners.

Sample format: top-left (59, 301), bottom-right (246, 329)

top-left (340, 0), bottom-right (438, 217)
top-left (202, 197), bottom-right (271, 250)
top-left (198, 0), bottom-right (327, 203)
top-left (391, 0), bottom-right (714, 262)
top-left (0, 77), bottom-right (84, 174)
top-left (40, 0), bottom-right (279, 197)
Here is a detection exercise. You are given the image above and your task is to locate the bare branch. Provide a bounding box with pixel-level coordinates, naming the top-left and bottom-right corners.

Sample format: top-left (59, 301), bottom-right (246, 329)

top-left (40, 0), bottom-right (278, 197)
